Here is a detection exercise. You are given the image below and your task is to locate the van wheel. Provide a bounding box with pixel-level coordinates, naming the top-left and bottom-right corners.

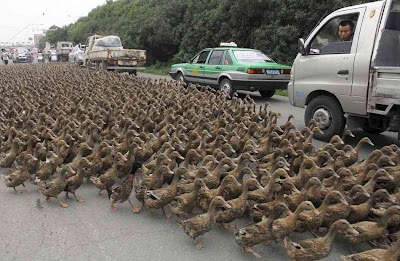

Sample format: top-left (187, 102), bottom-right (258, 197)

top-left (260, 90), bottom-right (275, 99)
top-left (219, 79), bottom-right (235, 98)
top-left (305, 95), bottom-right (345, 142)
top-left (363, 127), bottom-right (385, 134)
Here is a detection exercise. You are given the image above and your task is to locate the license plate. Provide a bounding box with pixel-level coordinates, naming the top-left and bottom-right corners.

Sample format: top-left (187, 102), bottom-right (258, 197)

top-left (266, 70), bottom-right (280, 75)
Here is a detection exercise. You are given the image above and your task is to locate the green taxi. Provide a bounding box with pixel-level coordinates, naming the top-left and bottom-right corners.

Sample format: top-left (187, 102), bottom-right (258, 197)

top-left (169, 43), bottom-right (291, 98)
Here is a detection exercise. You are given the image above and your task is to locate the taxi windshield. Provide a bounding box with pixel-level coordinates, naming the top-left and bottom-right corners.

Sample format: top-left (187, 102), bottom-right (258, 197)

top-left (232, 50), bottom-right (273, 63)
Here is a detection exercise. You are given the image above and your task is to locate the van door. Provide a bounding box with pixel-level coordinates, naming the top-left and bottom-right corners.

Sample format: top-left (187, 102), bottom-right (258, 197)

top-left (294, 8), bottom-right (365, 100)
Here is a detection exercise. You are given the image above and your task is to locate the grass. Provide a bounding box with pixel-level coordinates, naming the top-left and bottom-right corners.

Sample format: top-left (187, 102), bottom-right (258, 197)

top-left (144, 64), bottom-right (171, 75)
top-left (276, 89), bottom-right (288, 97)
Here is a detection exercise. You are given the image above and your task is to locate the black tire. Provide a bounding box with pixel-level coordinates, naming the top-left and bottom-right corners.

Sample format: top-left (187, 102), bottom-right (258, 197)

top-left (305, 95), bottom-right (345, 142)
top-left (362, 127), bottom-right (385, 134)
top-left (219, 78), bottom-right (235, 98)
top-left (260, 90), bottom-right (275, 99)
top-left (176, 72), bottom-right (187, 85)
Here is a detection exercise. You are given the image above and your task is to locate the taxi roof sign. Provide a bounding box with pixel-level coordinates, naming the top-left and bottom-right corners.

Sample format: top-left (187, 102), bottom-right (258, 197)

top-left (220, 42), bottom-right (238, 47)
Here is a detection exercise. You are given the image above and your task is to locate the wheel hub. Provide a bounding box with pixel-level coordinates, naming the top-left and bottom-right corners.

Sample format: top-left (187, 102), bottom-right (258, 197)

top-left (221, 83), bottom-right (231, 93)
top-left (313, 108), bottom-right (332, 129)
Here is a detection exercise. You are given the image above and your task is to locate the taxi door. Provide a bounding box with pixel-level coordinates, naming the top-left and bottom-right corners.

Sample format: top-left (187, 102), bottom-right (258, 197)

top-left (185, 50), bottom-right (210, 84)
top-left (203, 50), bottom-right (225, 86)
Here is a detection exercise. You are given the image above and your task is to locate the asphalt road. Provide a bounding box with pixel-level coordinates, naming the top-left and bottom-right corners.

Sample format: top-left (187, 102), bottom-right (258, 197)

top-left (0, 65), bottom-right (398, 261)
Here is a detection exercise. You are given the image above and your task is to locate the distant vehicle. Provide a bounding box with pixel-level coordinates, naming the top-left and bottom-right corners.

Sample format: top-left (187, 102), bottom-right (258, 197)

top-left (13, 47), bottom-right (29, 63)
top-left (68, 44), bottom-right (85, 65)
top-left (84, 35), bottom-right (146, 74)
top-left (38, 52), bottom-right (44, 63)
top-left (56, 41), bottom-right (74, 62)
top-left (289, 0), bottom-right (400, 141)
top-left (169, 43), bottom-right (291, 98)
top-left (50, 50), bottom-right (58, 62)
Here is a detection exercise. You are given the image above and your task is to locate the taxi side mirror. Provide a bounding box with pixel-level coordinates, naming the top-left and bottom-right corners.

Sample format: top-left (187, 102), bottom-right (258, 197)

top-left (298, 38), bottom-right (307, 55)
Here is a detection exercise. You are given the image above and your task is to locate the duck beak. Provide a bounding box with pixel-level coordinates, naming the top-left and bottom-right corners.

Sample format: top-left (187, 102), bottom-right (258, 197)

top-left (389, 160), bottom-right (396, 166)
top-left (348, 227), bottom-right (359, 236)
top-left (284, 166), bottom-right (290, 171)
top-left (349, 133), bottom-right (355, 138)
top-left (141, 165), bottom-right (149, 172)
top-left (368, 141), bottom-right (375, 146)
top-left (341, 199), bottom-right (349, 206)
top-left (389, 196), bottom-right (397, 204)
top-left (223, 201), bottom-right (232, 209)
top-left (178, 155), bottom-right (185, 161)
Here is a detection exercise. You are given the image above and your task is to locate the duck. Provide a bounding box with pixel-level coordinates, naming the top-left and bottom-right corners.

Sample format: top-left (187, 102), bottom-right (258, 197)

top-left (235, 202), bottom-right (289, 259)
top-left (40, 166), bottom-right (72, 208)
top-left (284, 219), bottom-right (359, 261)
top-left (170, 178), bottom-right (205, 218)
top-left (270, 201), bottom-right (317, 244)
top-left (340, 206), bottom-right (400, 246)
top-left (197, 174), bottom-right (240, 212)
top-left (134, 165), bottom-right (174, 209)
top-left (362, 169), bottom-right (394, 195)
top-left (295, 190), bottom-right (348, 233)
top-left (179, 196), bottom-right (231, 249)
top-left (347, 189), bottom-right (394, 224)
top-left (64, 158), bottom-right (93, 203)
top-left (345, 185), bottom-right (371, 205)
top-left (108, 161), bottom-right (144, 212)
top-left (248, 168), bottom-right (289, 203)
top-left (0, 138), bottom-right (22, 168)
top-left (144, 167), bottom-right (187, 219)
top-left (216, 178), bottom-right (263, 230)
top-left (344, 137), bottom-right (374, 166)
top-left (321, 191), bottom-right (351, 228)
top-left (35, 153), bottom-right (62, 182)
top-left (90, 152), bottom-right (127, 195)
top-left (340, 236), bottom-right (400, 261)
top-left (1, 154), bottom-right (35, 192)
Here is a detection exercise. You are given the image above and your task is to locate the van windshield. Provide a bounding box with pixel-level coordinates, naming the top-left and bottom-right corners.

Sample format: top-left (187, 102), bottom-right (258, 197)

top-left (232, 50), bottom-right (273, 63)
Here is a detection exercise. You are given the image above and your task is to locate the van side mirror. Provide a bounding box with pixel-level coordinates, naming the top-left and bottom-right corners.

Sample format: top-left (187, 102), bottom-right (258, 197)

top-left (298, 38), bottom-right (307, 55)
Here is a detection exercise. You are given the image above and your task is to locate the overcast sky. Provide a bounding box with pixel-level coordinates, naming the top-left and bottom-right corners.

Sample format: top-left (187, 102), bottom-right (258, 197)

top-left (0, 0), bottom-right (107, 44)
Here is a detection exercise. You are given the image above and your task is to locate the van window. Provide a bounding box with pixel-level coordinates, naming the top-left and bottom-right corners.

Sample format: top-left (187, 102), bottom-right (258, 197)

top-left (309, 13), bottom-right (359, 55)
top-left (208, 50), bottom-right (224, 65)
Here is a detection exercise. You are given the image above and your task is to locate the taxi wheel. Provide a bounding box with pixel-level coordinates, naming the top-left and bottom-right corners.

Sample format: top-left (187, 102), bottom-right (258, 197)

top-left (260, 90), bottom-right (275, 99)
top-left (219, 79), bottom-right (235, 98)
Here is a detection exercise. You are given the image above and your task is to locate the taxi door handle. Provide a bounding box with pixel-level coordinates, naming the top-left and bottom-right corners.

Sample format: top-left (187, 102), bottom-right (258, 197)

top-left (338, 70), bottom-right (349, 76)
top-left (215, 66), bottom-right (221, 69)
top-left (199, 66), bottom-right (205, 68)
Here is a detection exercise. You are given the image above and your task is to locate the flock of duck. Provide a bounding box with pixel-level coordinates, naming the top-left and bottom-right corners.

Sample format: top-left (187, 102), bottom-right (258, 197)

top-left (1, 63), bottom-right (400, 260)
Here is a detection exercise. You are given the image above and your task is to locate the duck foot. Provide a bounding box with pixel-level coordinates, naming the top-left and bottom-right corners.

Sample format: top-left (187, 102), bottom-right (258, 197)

top-left (73, 193), bottom-right (84, 203)
top-left (128, 199), bottom-right (140, 213)
top-left (242, 247), bottom-right (262, 259)
top-left (162, 207), bottom-right (171, 219)
top-left (219, 223), bottom-right (237, 233)
top-left (195, 242), bottom-right (203, 250)
top-left (57, 197), bottom-right (69, 208)
top-left (65, 192), bottom-right (71, 199)
top-left (111, 204), bottom-right (116, 212)
top-left (46, 196), bottom-right (51, 201)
